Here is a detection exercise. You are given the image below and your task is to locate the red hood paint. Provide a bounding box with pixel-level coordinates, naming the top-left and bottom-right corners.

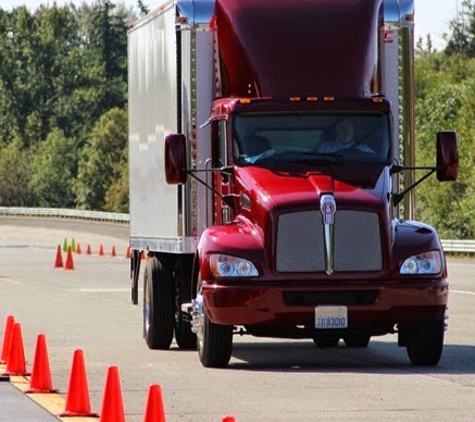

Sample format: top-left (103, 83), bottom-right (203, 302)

top-left (235, 164), bottom-right (389, 218)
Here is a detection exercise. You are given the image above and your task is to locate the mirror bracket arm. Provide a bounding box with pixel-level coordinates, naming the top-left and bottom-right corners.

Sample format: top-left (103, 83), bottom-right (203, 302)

top-left (392, 167), bottom-right (436, 206)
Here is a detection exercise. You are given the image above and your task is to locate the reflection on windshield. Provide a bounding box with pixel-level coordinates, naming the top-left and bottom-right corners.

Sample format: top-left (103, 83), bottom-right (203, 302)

top-left (233, 112), bottom-right (391, 166)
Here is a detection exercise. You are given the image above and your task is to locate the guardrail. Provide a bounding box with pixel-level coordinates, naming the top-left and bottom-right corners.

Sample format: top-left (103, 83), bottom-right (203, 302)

top-left (440, 239), bottom-right (475, 254)
top-left (0, 207), bottom-right (473, 253)
top-left (0, 207), bottom-right (129, 223)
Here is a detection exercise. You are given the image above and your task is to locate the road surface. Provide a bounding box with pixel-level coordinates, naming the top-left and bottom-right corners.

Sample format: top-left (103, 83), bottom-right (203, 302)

top-left (0, 216), bottom-right (474, 421)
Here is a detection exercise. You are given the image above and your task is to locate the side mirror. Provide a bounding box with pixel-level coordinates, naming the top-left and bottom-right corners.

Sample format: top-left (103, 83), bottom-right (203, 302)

top-left (164, 134), bottom-right (187, 185)
top-left (436, 131), bottom-right (459, 182)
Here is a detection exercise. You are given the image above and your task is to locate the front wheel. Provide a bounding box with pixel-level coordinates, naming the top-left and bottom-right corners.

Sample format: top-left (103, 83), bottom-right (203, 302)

top-left (197, 312), bottom-right (233, 368)
top-left (406, 320), bottom-right (444, 366)
top-left (195, 271), bottom-right (233, 368)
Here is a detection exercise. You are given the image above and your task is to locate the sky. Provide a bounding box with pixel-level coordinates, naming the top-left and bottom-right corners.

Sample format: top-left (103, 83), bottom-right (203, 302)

top-left (0, 0), bottom-right (461, 51)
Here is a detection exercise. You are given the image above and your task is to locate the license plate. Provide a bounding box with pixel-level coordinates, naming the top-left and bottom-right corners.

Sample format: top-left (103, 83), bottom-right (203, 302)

top-left (315, 306), bottom-right (348, 329)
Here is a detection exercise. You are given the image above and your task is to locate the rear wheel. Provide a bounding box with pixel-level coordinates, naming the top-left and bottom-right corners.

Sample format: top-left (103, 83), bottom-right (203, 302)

top-left (406, 320), bottom-right (444, 366)
top-left (143, 256), bottom-right (174, 349)
top-left (195, 271), bottom-right (233, 368)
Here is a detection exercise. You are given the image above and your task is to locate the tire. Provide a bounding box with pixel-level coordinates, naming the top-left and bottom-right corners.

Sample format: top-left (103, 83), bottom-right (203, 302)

top-left (174, 256), bottom-right (197, 350)
top-left (406, 320), bottom-right (444, 366)
top-left (143, 256), bottom-right (174, 350)
top-left (344, 335), bottom-right (371, 348)
top-left (195, 271), bottom-right (233, 368)
top-left (313, 334), bottom-right (339, 348)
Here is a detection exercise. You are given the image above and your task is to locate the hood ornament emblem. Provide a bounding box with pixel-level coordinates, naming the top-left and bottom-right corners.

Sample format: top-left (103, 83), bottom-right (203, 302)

top-left (320, 195), bottom-right (336, 275)
top-left (320, 195), bottom-right (336, 225)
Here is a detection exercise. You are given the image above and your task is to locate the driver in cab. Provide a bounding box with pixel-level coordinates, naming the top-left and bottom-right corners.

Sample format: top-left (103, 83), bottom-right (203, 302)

top-left (317, 116), bottom-right (375, 154)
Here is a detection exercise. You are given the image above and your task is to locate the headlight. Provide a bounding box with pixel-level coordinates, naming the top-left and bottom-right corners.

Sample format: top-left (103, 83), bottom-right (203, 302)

top-left (210, 254), bottom-right (259, 277)
top-left (400, 251), bottom-right (442, 275)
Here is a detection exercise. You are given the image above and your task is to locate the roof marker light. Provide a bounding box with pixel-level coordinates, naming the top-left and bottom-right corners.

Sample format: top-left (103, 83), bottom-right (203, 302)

top-left (324, 96), bottom-right (335, 102)
top-left (289, 97), bottom-right (301, 102)
top-left (307, 96), bottom-right (318, 102)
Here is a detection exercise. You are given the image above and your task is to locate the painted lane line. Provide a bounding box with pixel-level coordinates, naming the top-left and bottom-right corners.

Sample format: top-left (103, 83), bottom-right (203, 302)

top-left (451, 289), bottom-right (475, 296)
top-left (0, 276), bottom-right (20, 285)
top-left (75, 288), bottom-right (129, 292)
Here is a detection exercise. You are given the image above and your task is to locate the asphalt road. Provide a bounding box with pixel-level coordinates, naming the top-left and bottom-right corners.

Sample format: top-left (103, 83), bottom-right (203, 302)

top-left (0, 217), bottom-right (474, 422)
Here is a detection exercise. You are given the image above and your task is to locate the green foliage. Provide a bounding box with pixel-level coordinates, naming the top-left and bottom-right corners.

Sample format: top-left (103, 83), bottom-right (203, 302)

top-left (445, 0), bottom-right (475, 57)
top-left (414, 48), bottom-right (475, 239)
top-left (0, 139), bottom-right (33, 206)
top-left (28, 128), bottom-right (76, 208)
top-left (74, 108), bottom-right (128, 212)
top-left (0, 2), bottom-right (135, 211)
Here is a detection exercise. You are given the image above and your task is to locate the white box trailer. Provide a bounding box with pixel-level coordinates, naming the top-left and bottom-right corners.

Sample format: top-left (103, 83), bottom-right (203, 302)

top-left (128, 0), bottom-right (214, 255)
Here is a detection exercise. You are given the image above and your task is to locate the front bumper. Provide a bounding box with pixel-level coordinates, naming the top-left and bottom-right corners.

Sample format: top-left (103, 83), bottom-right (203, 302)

top-left (202, 280), bottom-right (449, 327)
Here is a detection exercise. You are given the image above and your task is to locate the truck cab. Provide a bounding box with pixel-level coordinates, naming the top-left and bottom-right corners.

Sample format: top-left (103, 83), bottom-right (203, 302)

top-left (128, 0), bottom-right (459, 368)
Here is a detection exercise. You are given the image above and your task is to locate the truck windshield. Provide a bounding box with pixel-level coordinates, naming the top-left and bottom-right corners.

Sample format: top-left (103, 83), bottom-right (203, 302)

top-left (233, 112), bottom-right (391, 166)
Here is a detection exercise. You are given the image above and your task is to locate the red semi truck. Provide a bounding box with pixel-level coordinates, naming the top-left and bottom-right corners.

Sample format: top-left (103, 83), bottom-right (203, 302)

top-left (128, 0), bottom-right (459, 367)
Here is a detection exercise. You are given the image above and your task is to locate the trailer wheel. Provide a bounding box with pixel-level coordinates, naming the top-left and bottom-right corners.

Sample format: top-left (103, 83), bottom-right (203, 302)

top-left (344, 335), bottom-right (371, 348)
top-left (406, 320), bottom-right (444, 366)
top-left (174, 255), bottom-right (196, 350)
top-left (143, 256), bottom-right (174, 350)
top-left (196, 272), bottom-right (233, 368)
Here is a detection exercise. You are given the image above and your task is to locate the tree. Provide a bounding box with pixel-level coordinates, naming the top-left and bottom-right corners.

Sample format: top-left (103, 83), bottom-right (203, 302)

top-left (445, 0), bottom-right (475, 57)
top-left (74, 107), bottom-right (128, 211)
top-left (28, 128), bottom-right (76, 208)
top-left (0, 139), bottom-right (33, 206)
top-left (414, 49), bottom-right (475, 239)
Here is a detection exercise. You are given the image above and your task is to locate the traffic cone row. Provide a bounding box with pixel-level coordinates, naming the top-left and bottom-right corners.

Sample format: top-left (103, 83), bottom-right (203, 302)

top-left (0, 315), bottom-right (170, 421)
top-left (58, 351), bottom-right (172, 421)
top-left (0, 314), bottom-right (236, 421)
top-left (54, 243), bottom-right (132, 269)
top-left (59, 239), bottom-right (129, 257)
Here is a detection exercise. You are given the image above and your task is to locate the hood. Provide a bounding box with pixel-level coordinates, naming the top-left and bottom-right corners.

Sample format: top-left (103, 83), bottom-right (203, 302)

top-left (235, 164), bottom-right (389, 217)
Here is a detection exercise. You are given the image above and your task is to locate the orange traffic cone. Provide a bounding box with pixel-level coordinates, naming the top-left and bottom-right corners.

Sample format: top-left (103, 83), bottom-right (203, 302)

top-left (98, 244), bottom-right (105, 256)
top-left (222, 417), bottom-right (236, 422)
top-left (111, 246), bottom-right (117, 257)
top-left (64, 246), bottom-right (75, 270)
top-left (3, 323), bottom-right (29, 376)
top-left (0, 315), bottom-right (15, 364)
top-left (143, 384), bottom-right (166, 422)
top-left (99, 366), bottom-right (125, 422)
top-left (125, 247), bottom-right (131, 259)
top-left (25, 334), bottom-right (58, 393)
top-left (77, 243), bottom-right (82, 254)
top-left (86, 244), bottom-right (92, 255)
top-left (59, 349), bottom-right (98, 417)
top-left (54, 245), bottom-right (63, 268)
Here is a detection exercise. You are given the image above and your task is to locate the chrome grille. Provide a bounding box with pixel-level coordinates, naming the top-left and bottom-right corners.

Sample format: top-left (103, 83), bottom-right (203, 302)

top-left (276, 210), bottom-right (382, 273)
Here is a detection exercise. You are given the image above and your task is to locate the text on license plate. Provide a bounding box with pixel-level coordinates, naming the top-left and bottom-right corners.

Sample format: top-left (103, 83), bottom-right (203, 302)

top-left (315, 306), bottom-right (348, 329)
